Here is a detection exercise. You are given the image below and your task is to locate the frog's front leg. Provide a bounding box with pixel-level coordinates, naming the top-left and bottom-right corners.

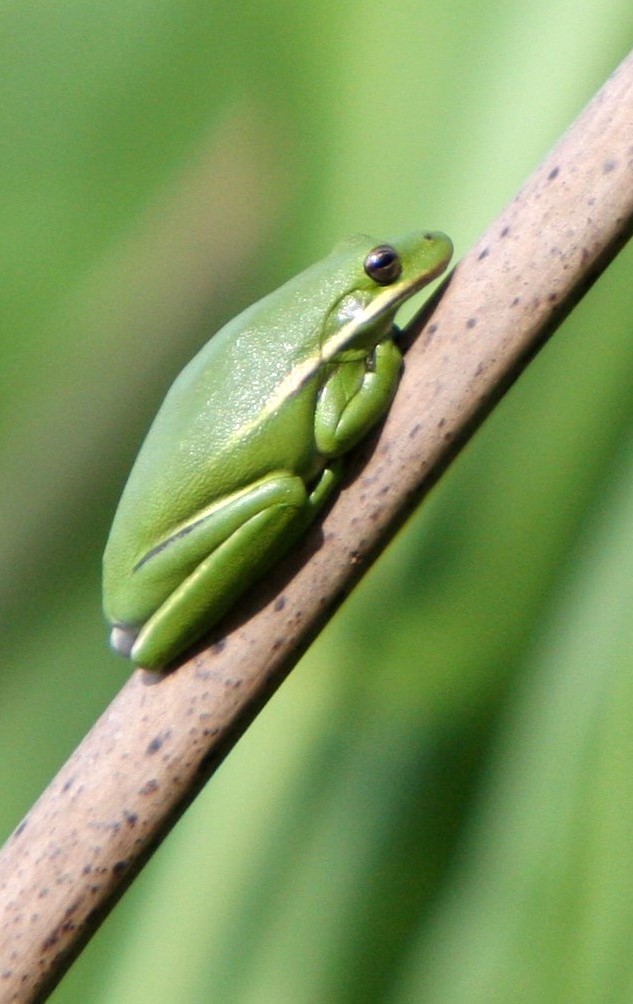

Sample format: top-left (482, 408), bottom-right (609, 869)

top-left (315, 336), bottom-right (403, 456)
top-left (110, 469), bottom-right (339, 669)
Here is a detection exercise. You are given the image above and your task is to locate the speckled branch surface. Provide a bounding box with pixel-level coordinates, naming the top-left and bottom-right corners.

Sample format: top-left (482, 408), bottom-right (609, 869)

top-left (2, 51), bottom-right (633, 1003)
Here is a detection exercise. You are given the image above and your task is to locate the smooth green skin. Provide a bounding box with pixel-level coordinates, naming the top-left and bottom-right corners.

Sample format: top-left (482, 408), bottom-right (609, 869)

top-left (103, 231), bottom-right (453, 668)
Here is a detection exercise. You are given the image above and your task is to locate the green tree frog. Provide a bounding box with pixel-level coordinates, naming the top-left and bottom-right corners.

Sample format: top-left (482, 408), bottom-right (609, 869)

top-left (103, 231), bottom-right (453, 668)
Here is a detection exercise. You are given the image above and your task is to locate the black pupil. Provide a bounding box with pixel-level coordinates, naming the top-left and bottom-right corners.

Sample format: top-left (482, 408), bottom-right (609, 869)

top-left (364, 245), bottom-right (402, 285)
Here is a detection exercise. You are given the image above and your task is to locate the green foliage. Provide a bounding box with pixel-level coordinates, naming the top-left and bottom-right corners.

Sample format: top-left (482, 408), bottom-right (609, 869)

top-left (0, 1), bottom-right (631, 1000)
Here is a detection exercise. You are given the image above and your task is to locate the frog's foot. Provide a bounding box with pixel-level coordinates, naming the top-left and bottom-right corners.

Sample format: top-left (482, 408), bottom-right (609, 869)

top-left (110, 624), bottom-right (139, 658)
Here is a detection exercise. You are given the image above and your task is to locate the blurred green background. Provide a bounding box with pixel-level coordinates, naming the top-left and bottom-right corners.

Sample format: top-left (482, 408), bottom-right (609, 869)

top-left (1, 1), bottom-right (632, 1001)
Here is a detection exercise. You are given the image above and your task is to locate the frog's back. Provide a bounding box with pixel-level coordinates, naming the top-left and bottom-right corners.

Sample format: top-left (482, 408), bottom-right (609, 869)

top-left (108, 283), bottom-right (333, 566)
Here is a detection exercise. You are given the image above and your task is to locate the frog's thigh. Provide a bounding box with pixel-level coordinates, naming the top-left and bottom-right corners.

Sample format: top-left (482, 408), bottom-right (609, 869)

top-left (131, 473), bottom-right (308, 668)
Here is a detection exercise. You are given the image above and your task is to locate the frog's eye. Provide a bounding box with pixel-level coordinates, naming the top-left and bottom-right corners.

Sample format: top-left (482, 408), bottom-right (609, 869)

top-left (363, 244), bottom-right (402, 285)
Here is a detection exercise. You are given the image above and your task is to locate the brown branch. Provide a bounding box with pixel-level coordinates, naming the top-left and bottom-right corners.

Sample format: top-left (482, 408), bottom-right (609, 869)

top-left (1, 49), bottom-right (633, 1003)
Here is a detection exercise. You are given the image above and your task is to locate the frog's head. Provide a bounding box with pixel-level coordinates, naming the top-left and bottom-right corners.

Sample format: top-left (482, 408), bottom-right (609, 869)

top-left (320, 231), bottom-right (453, 358)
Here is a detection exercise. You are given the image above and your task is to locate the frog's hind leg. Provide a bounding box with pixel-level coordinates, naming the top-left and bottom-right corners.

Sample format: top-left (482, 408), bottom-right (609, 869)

top-left (128, 474), bottom-right (310, 669)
